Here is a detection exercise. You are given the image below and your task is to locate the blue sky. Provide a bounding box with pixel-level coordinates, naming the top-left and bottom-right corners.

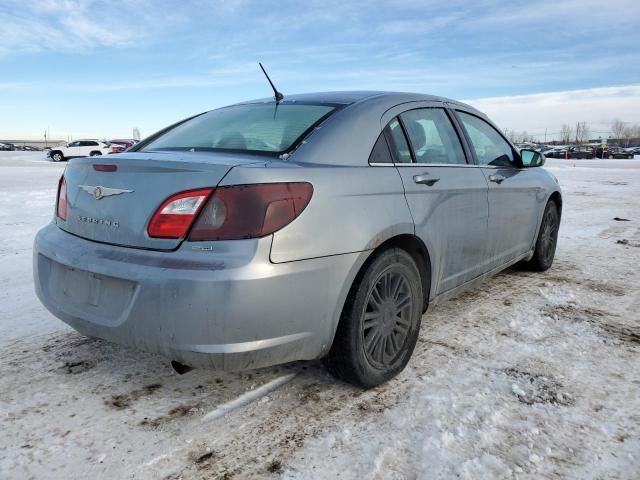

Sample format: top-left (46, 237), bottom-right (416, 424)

top-left (1, 0), bottom-right (639, 140)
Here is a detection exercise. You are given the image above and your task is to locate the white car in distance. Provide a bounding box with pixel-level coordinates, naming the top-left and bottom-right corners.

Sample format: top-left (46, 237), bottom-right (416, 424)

top-left (48, 140), bottom-right (111, 162)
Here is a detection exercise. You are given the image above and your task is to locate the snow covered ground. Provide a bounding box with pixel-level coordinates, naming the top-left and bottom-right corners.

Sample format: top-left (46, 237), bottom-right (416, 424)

top-left (1, 151), bottom-right (639, 479)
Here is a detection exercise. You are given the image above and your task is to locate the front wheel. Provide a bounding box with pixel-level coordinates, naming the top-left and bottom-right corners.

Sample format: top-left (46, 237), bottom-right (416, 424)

top-left (89, 151), bottom-right (102, 157)
top-left (525, 200), bottom-right (560, 271)
top-left (325, 248), bottom-right (424, 388)
top-left (51, 151), bottom-right (63, 162)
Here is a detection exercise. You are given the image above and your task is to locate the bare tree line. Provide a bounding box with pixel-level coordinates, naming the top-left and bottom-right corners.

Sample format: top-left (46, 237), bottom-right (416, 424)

top-left (505, 120), bottom-right (640, 145)
top-left (610, 119), bottom-right (640, 146)
top-left (555, 122), bottom-right (591, 144)
top-left (503, 128), bottom-right (534, 144)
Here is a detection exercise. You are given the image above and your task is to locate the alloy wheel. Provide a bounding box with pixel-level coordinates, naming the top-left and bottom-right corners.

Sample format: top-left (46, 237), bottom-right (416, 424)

top-left (540, 208), bottom-right (558, 263)
top-left (361, 267), bottom-right (414, 369)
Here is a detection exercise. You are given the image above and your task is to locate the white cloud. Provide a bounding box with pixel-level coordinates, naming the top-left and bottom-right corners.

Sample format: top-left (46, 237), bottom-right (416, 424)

top-left (0, 0), bottom-right (173, 55)
top-left (465, 85), bottom-right (640, 140)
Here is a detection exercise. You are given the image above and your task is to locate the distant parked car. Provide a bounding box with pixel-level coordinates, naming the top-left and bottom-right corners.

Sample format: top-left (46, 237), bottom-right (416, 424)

top-left (47, 140), bottom-right (111, 162)
top-left (23, 146), bottom-right (41, 151)
top-left (0, 142), bottom-right (16, 151)
top-left (546, 147), bottom-right (568, 159)
top-left (608, 147), bottom-right (634, 159)
top-left (623, 147), bottom-right (640, 156)
top-left (567, 146), bottom-right (595, 159)
top-left (107, 139), bottom-right (137, 154)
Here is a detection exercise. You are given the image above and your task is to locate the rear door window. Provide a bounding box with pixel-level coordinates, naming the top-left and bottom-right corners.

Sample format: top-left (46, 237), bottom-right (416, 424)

top-left (399, 109), bottom-right (466, 164)
top-left (368, 133), bottom-right (394, 164)
top-left (386, 118), bottom-right (412, 163)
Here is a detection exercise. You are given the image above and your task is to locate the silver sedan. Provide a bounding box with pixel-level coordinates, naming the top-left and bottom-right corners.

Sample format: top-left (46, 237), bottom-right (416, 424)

top-left (34, 91), bottom-right (561, 387)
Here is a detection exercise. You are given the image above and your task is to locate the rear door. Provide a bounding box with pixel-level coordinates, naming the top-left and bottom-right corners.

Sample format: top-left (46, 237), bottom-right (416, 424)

top-left (454, 109), bottom-right (540, 269)
top-left (80, 141), bottom-right (98, 156)
top-left (382, 104), bottom-right (489, 295)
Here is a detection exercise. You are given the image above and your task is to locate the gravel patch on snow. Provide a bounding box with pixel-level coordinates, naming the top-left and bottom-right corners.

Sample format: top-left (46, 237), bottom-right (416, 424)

top-left (0, 152), bottom-right (639, 479)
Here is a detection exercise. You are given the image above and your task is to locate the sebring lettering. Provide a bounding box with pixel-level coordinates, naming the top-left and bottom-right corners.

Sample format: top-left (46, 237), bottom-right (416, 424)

top-left (77, 215), bottom-right (120, 228)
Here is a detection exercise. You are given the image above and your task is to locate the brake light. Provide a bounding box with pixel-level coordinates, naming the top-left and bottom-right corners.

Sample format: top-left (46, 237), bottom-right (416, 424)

top-left (189, 182), bottom-right (313, 241)
top-left (94, 164), bottom-right (117, 172)
top-left (56, 176), bottom-right (68, 220)
top-left (148, 189), bottom-right (212, 238)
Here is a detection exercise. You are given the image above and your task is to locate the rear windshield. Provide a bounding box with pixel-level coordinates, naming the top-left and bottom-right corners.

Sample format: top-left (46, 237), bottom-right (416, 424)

top-left (139, 103), bottom-right (337, 155)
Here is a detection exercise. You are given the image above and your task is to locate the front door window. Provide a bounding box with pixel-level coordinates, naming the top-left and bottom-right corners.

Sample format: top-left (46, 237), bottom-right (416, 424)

top-left (457, 112), bottom-right (515, 167)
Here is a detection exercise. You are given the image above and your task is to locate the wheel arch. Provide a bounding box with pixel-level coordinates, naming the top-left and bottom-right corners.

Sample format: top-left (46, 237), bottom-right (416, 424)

top-left (549, 190), bottom-right (563, 218)
top-left (323, 233), bottom-right (433, 363)
top-left (530, 189), bottom-right (563, 253)
top-left (326, 233), bottom-right (433, 355)
top-left (372, 234), bottom-right (432, 313)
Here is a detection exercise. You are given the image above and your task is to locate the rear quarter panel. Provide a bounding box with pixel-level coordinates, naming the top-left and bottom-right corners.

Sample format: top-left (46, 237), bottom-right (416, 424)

top-left (219, 161), bottom-right (414, 263)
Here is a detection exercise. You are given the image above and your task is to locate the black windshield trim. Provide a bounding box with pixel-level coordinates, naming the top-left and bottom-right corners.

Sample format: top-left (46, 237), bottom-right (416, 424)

top-left (136, 102), bottom-right (345, 157)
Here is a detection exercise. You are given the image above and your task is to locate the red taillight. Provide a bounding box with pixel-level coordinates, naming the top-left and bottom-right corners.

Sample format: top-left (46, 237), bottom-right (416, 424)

top-left (189, 182), bottom-right (313, 241)
top-left (94, 164), bottom-right (117, 172)
top-left (56, 176), bottom-right (68, 220)
top-left (148, 188), bottom-right (213, 238)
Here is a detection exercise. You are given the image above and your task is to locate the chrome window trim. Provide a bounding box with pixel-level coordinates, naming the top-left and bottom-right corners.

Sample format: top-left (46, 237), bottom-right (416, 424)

top-left (369, 162), bottom-right (508, 168)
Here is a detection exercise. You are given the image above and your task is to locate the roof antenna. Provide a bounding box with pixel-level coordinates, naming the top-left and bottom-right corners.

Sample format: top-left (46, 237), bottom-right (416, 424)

top-left (259, 63), bottom-right (284, 103)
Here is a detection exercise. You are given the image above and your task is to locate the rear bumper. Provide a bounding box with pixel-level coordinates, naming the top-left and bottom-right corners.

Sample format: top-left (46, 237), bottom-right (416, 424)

top-left (34, 223), bottom-right (365, 370)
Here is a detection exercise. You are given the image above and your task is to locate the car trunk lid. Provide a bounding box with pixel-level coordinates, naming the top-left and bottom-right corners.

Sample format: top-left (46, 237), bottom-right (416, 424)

top-left (57, 151), bottom-right (262, 250)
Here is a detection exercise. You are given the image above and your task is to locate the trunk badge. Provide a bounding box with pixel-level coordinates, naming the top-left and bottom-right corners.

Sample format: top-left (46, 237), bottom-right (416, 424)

top-left (79, 185), bottom-right (133, 200)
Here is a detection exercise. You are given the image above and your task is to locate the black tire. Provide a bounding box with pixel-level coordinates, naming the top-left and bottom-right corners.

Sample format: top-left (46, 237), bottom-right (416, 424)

top-left (51, 151), bottom-right (63, 162)
top-left (325, 248), bottom-right (424, 388)
top-left (525, 200), bottom-right (560, 272)
top-left (89, 151), bottom-right (102, 156)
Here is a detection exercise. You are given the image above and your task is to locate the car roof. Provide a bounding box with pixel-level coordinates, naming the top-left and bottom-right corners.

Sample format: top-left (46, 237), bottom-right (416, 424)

top-left (234, 90), bottom-right (474, 109)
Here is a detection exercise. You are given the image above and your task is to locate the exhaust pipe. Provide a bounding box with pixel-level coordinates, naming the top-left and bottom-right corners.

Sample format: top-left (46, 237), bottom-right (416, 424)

top-left (171, 360), bottom-right (193, 375)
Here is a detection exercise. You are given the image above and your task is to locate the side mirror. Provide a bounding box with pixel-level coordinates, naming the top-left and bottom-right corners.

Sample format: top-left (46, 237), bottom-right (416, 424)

top-left (520, 148), bottom-right (544, 167)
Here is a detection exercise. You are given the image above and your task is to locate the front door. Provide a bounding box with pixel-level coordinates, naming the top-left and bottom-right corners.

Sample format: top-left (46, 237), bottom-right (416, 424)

top-left (454, 110), bottom-right (540, 269)
top-left (384, 106), bottom-right (490, 295)
top-left (66, 141), bottom-right (82, 157)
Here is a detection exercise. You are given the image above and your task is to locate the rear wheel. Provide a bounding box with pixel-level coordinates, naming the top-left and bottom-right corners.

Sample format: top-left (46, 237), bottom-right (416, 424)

top-left (89, 151), bottom-right (101, 157)
top-left (525, 200), bottom-right (559, 272)
top-left (51, 151), bottom-right (63, 162)
top-left (326, 248), bottom-right (423, 388)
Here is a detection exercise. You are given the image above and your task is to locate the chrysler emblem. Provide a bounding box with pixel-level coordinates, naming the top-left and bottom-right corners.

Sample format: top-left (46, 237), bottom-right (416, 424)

top-left (79, 185), bottom-right (133, 200)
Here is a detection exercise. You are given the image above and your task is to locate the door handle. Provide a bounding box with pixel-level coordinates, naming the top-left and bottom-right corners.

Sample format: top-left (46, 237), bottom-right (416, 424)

top-left (413, 174), bottom-right (440, 186)
top-left (488, 174), bottom-right (506, 184)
